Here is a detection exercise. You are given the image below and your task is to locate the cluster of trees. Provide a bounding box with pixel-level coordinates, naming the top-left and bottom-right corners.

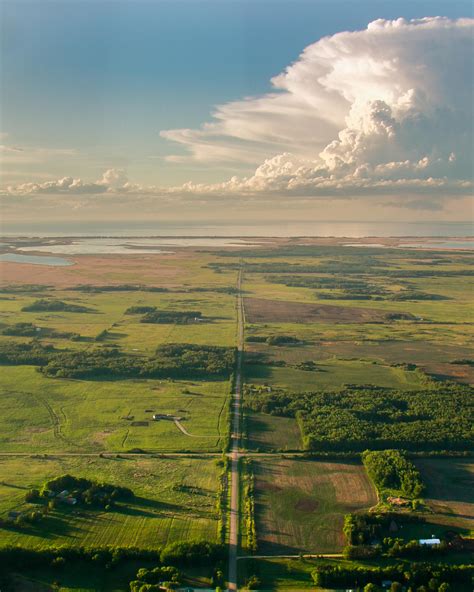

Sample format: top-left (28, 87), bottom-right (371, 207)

top-left (244, 384), bottom-right (474, 451)
top-left (17, 343), bottom-right (236, 380)
top-left (27, 474), bottom-right (134, 509)
top-left (389, 291), bottom-right (449, 301)
top-left (246, 334), bottom-right (301, 346)
top-left (312, 562), bottom-right (473, 590)
top-left (1, 322), bottom-right (41, 336)
top-left (141, 310), bottom-right (204, 324)
top-left (0, 322), bottom-right (76, 339)
top-left (192, 286), bottom-right (239, 294)
top-left (242, 458), bottom-right (257, 553)
top-left (0, 341), bottom-right (235, 380)
top-left (266, 335), bottom-right (301, 346)
top-left (384, 538), bottom-right (448, 559)
top-left (0, 284), bottom-right (53, 293)
top-left (216, 456), bottom-right (229, 542)
top-left (343, 512), bottom-right (424, 546)
top-left (0, 341), bottom-right (57, 365)
top-left (129, 566), bottom-right (181, 591)
top-left (22, 299), bottom-right (93, 313)
top-left (125, 306), bottom-right (158, 314)
top-left (362, 450), bottom-right (425, 497)
top-left (0, 509), bottom-right (45, 531)
top-left (158, 540), bottom-right (226, 566)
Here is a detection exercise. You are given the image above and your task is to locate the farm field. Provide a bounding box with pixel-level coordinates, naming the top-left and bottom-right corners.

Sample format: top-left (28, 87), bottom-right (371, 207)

top-left (0, 365), bottom-right (230, 453)
top-left (251, 458), bottom-right (377, 554)
top-left (245, 412), bottom-right (302, 451)
top-left (415, 459), bottom-right (474, 536)
top-left (0, 455), bottom-right (220, 548)
top-left (0, 237), bottom-right (473, 589)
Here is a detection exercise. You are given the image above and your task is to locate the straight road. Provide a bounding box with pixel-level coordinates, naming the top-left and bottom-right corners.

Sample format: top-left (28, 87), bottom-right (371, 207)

top-left (228, 269), bottom-right (244, 591)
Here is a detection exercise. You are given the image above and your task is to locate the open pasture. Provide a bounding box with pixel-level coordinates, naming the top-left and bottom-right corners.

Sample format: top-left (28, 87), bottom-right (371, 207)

top-left (245, 357), bottom-right (424, 392)
top-left (0, 366), bottom-right (229, 453)
top-left (0, 284), bottom-right (237, 348)
top-left (0, 455), bottom-right (219, 549)
top-left (245, 412), bottom-right (302, 451)
top-left (252, 458), bottom-right (377, 554)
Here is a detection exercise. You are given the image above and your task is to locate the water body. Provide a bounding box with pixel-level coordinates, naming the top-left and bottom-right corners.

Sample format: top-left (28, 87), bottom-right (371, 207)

top-left (0, 253), bottom-right (73, 266)
top-left (14, 237), bottom-right (259, 255)
top-left (344, 240), bottom-right (474, 250)
top-left (403, 240), bottom-right (474, 250)
top-left (2, 220), bottom-right (473, 238)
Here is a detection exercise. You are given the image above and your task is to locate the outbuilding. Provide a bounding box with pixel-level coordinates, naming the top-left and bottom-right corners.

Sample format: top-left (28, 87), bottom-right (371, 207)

top-left (419, 538), bottom-right (441, 546)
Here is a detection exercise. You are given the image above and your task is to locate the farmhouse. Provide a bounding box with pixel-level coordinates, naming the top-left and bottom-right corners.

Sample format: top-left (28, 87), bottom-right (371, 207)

top-left (152, 413), bottom-right (184, 421)
top-left (153, 413), bottom-right (175, 420)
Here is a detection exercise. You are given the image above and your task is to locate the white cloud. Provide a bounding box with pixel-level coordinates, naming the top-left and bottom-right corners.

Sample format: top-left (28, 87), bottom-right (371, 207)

top-left (5, 169), bottom-right (131, 196)
top-left (2, 17), bottom-right (473, 207)
top-left (161, 16), bottom-right (474, 198)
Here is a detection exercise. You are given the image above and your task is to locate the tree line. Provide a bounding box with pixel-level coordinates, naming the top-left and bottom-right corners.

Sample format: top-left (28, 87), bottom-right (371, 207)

top-left (312, 562), bottom-right (473, 590)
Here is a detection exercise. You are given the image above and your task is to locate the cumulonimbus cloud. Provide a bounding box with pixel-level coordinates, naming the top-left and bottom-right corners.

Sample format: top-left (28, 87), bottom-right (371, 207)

top-left (2, 17), bottom-right (473, 203)
top-left (161, 16), bottom-right (474, 197)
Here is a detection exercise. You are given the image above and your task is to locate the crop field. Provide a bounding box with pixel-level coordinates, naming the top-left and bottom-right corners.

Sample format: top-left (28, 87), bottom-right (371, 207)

top-left (251, 458), bottom-right (377, 554)
top-left (415, 459), bottom-right (474, 536)
top-left (0, 455), bottom-right (219, 548)
top-left (244, 297), bottom-right (387, 324)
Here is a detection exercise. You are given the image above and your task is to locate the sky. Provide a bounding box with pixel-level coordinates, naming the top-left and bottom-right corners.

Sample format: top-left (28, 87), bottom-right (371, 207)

top-left (0, 0), bottom-right (473, 227)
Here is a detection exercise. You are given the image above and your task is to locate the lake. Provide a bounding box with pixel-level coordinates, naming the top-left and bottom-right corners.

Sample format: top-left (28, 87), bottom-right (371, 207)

top-left (0, 253), bottom-right (73, 266)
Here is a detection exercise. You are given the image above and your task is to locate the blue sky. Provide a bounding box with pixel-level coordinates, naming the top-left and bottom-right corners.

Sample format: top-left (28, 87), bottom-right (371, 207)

top-left (1, 1), bottom-right (472, 224)
top-left (1, 0), bottom-right (471, 182)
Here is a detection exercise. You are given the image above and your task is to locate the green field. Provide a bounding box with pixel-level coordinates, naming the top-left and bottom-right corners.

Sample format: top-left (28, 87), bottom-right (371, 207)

top-left (0, 455), bottom-right (219, 548)
top-left (0, 366), bottom-right (230, 453)
top-left (1, 240), bottom-right (473, 589)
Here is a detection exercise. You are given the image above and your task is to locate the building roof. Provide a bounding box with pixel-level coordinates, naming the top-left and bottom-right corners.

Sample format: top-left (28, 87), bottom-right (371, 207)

top-left (419, 538), bottom-right (441, 545)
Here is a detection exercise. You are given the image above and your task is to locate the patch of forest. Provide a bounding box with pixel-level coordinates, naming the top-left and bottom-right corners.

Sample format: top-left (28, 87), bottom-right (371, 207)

top-left (0, 322), bottom-right (78, 339)
top-left (140, 310), bottom-right (205, 324)
top-left (22, 299), bottom-right (94, 313)
top-left (244, 384), bottom-right (474, 452)
top-left (0, 341), bottom-right (235, 380)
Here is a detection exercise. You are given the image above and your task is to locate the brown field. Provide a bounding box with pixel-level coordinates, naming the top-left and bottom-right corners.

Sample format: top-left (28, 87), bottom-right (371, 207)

top-left (317, 340), bottom-right (474, 384)
top-left (244, 297), bottom-right (386, 324)
top-left (253, 458), bottom-right (377, 554)
top-left (0, 253), bottom-right (187, 288)
top-left (415, 459), bottom-right (474, 534)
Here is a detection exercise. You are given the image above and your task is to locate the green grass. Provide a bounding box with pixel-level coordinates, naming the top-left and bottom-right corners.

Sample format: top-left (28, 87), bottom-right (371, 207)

top-left (0, 366), bottom-right (230, 452)
top-left (245, 412), bottom-right (302, 451)
top-left (246, 358), bottom-right (424, 392)
top-left (0, 455), bottom-right (219, 549)
top-left (238, 556), bottom-right (321, 590)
